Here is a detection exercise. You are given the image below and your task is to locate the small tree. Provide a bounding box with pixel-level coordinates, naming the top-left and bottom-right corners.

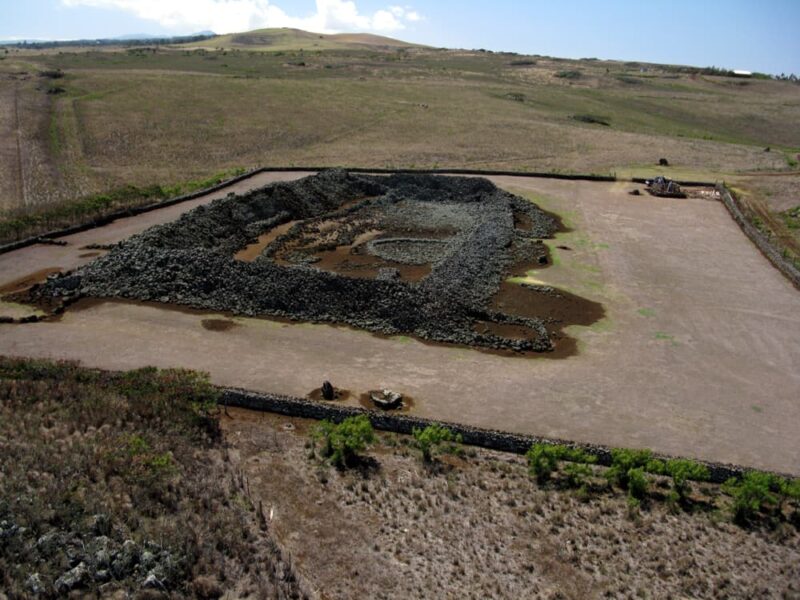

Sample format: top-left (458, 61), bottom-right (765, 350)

top-left (606, 448), bottom-right (653, 489)
top-left (563, 462), bottom-right (593, 489)
top-left (526, 444), bottom-right (560, 483)
top-left (412, 424), bottom-right (462, 463)
top-left (627, 468), bottom-right (648, 500)
top-left (313, 415), bottom-right (375, 468)
top-left (665, 459), bottom-right (710, 503)
top-left (526, 443), bottom-right (595, 484)
top-left (779, 478), bottom-right (800, 522)
top-left (722, 471), bottom-right (779, 524)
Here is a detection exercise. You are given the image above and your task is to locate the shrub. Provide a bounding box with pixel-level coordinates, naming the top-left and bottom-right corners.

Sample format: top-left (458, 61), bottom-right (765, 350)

top-left (780, 478), bottom-right (800, 521)
top-left (505, 92), bottom-right (525, 102)
top-left (571, 114), bottom-right (610, 126)
top-left (0, 358), bottom-right (263, 596)
top-left (606, 448), bottom-right (653, 488)
top-left (645, 458), bottom-right (666, 475)
top-left (722, 471), bottom-right (780, 524)
top-left (554, 70), bottom-right (581, 79)
top-left (665, 459), bottom-right (710, 501)
top-left (526, 443), bottom-right (595, 484)
top-left (563, 463), bottom-right (593, 489)
top-left (314, 415), bottom-right (375, 468)
top-left (627, 468), bottom-right (648, 500)
top-left (412, 424), bottom-right (462, 463)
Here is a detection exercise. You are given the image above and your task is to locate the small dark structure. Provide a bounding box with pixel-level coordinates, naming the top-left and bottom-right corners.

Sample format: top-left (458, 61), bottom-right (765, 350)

top-left (321, 381), bottom-right (335, 401)
top-left (645, 176), bottom-right (686, 198)
top-left (658, 158), bottom-right (669, 166)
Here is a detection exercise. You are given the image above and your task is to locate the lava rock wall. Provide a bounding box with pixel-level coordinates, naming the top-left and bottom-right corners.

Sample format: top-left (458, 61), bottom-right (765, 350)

top-left (43, 170), bottom-right (559, 352)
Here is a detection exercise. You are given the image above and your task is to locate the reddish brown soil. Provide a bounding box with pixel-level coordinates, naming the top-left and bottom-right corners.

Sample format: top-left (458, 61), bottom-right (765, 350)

top-left (271, 220), bottom-right (453, 282)
top-left (315, 245), bottom-right (432, 281)
top-left (234, 220), bottom-right (300, 262)
top-left (492, 281), bottom-right (604, 326)
top-left (0, 266), bottom-right (61, 295)
top-left (201, 318), bottom-right (239, 331)
top-left (357, 392), bottom-right (416, 412)
top-left (308, 386), bottom-right (353, 402)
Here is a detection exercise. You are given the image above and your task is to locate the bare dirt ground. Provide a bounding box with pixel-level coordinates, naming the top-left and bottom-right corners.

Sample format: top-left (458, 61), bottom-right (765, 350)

top-left (1, 174), bottom-right (799, 474)
top-left (222, 407), bottom-right (800, 600)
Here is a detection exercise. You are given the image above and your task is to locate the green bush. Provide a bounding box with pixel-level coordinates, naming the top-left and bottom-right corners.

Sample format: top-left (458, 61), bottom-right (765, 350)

top-left (780, 478), bottom-right (800, 521)
top-left (572, 114), bottom-right (610, 126)
top-left (666, 459), bottom-right (710, 501)
top-left (627, 468), bottom-right (648, 500)
top-left (606, 448), bottom-right (653, 488)
top-left (563, 463), bottom-right (593, 489)
top-left (526, 443), bottom-right (595, 484)
top-left (313, 415), bottom-right (375, 468)
top-left (645, 458), bottom-right (666, 475)
top-left (412, 424), bottom-right (462, 463)
top-left (723, 471), bottom-right (780, 523)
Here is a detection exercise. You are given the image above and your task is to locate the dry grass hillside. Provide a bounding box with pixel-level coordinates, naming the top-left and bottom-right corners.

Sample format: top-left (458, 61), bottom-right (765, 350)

top-left (0, 28), bottom-right (798, 241)
top-left (226, 408), bottom-right (800, 600)
top-left (191, 28), bottom-right (423, 51)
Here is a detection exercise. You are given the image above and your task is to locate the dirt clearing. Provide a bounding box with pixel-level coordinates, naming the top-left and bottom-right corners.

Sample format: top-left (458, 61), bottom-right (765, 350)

top-left (1, 174), bottom-right (799, 473)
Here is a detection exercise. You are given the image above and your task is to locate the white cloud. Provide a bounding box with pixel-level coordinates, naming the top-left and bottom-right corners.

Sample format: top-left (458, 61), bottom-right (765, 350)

top-left (60, 0), bottom-right (423, 34)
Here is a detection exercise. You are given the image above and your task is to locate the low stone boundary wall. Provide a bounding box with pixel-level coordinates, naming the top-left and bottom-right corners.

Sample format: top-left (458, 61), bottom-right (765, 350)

top-left (717, 184), bottom-right (800, 290)
top-left (2, 167), bottom-right (717, 257)
top-left (630, 177), bottom-right (716, 187)
top-left (0, 168), bottom-right (265, 255)
top-left (221, 387), bottom-right (759, 484)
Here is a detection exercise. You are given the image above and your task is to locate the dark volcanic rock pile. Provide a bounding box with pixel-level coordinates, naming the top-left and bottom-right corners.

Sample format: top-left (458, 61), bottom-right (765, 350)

top-left (43, 170), bottom-right (560, 352)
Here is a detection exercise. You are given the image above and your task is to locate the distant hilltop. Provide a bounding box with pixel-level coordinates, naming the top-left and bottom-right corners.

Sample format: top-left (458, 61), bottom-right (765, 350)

top-left (0, 28), bottom-right (421, 52)
top-left (188, 27), bottom-right (426, 52)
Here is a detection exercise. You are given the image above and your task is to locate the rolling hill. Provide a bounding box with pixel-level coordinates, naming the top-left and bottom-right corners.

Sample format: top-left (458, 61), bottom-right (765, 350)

top-left (191, 27), bottom-right (424, 51)
top-left (0, 27), bottom-right (798, 254)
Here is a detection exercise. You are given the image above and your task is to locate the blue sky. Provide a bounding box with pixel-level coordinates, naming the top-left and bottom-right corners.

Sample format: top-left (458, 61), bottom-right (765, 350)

top-left (3, 0), bottom-right (799, 75)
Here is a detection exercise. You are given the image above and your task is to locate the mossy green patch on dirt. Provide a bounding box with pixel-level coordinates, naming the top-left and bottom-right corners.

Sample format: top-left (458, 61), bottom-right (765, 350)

top-left (564, 315), bottom-right (613, 337)
top-left (654, 331), bottom-right (680, 346)
top-left (0, 300), bottom-right (46, 319)
top-left (637, 308), bottom-right (656, 317)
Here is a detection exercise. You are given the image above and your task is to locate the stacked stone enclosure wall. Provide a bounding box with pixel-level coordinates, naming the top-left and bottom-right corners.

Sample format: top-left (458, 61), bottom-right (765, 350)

top-left (716, 183), bottom-right (800, 290)
top-left (221, 387), bottom-right (765, 484)
top-left (42, 171), bottom-right (561, 352)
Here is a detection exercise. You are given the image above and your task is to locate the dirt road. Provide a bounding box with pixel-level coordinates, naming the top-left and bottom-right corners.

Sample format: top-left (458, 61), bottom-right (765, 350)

top-left (1, 173), bottom-right (798, 473)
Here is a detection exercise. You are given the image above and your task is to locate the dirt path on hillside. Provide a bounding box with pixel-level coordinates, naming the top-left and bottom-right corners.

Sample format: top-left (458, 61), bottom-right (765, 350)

top-left (1, 174), bottom-right (799, 474)
top-left (0, 77), bottom-right (23, 209)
